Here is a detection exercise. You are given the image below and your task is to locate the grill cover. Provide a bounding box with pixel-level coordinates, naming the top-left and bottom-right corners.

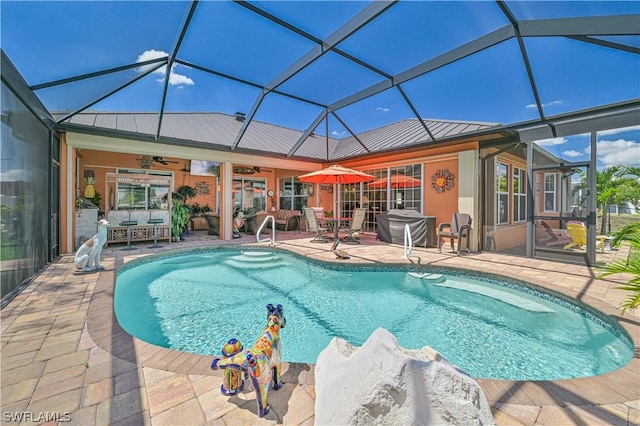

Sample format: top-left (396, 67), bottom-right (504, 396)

top-left (376, 209), bottom-right (435, 247)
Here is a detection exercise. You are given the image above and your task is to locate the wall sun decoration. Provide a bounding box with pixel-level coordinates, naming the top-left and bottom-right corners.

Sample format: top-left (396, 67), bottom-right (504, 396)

top-left (431, 169), bottom-right (454, 193)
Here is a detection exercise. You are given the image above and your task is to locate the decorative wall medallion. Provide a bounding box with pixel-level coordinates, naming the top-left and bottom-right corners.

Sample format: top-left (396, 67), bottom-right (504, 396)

top-left (195, 181), bottom-right (210, 195)
top-left (431, 169), bottom-right (454, 193)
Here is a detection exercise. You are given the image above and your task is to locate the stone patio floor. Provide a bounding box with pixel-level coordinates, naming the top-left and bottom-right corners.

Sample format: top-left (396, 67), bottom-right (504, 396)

top-left (1, 230), bottom-right (638, 425)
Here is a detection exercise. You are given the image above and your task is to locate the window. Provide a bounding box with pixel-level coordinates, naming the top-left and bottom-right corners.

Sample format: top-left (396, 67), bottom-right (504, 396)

top-left (513, 167), bottom-right (526, 222)
top-left (388, 164), bottom-right (422, 213)
top-left (496, 162), bottom-right (509, 224)
top-left (233, 177), bottom-right (266, 214)
top-left (115, 169), bottom-right (171, 210)
top-left (544, 173), bottom-right (557, 212)
top-left (278, 177), bottom-right (311, 211)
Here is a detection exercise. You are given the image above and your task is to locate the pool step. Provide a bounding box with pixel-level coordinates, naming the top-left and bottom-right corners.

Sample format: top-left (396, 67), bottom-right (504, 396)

top-left (408, 272), bottom-right (446, 283)
top-left (231, 252), bottom-right (279, 262)
top-left (223, 251), bottom-right (283, 269)
top-left (432, 281), bottom-right (555, 313)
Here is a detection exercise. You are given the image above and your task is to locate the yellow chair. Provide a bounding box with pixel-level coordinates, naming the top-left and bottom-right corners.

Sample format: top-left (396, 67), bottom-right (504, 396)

top-left (564, 223), bottom-right (605, 252)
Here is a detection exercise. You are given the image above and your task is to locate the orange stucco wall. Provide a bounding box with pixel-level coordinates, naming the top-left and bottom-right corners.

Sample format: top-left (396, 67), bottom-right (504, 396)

top-left (62, 139), bottom-right (485, 250)
top-left (71, 149), bottom-right (281, 243)
top-left (423, 157), bottom-right (459, 228)
top-left (78, 149), bottom-right (220, 211)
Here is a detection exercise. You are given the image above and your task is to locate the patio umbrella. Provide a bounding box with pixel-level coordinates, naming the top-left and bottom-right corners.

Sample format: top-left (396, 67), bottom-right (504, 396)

top-left (299, 165), bottom-right (374, 243)
top-left (298, 165), bottom-right (375, 185)
top-left (368, 174), bottom-right (422, 189)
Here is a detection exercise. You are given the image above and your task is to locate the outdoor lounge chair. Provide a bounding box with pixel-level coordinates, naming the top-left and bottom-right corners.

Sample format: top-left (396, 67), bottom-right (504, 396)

top-left (438, 213), bottom-right (472, 254)
top-left (538, 221), bottom-right (572, 247)
top-left (564, 222), bottom-right (605, 252)
top-left (341, 207), bottom-right (367, 244)
top-left (303, 207), bottom-right (330, 243)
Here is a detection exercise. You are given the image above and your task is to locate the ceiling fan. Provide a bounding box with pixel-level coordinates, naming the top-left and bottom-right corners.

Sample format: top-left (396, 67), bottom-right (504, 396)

top-left (137, 155), bottom-right (180, 169)
top-left (232, 165), bottom-right (274, 174)
top-left (152, 156), bottom-right (180, 165)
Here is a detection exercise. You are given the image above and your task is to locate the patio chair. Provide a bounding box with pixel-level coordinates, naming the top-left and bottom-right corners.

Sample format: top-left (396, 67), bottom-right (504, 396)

top-left (342, 207), bottom-right (367, 244)
top-left (303, 207), bottom-right (330, 243)
top-left (538, 221), bottom-right (572, 247)
top-left (563, 222), bottom-right (604, 252)
top-left (310, 207), bottom-right (328, 225)
top-left (437, 213), bottom-right (472, 254)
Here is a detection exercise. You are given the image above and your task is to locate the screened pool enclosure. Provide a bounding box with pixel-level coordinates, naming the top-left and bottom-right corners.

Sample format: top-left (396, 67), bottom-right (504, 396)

top-left (1, 1), bottom-right (638, 298)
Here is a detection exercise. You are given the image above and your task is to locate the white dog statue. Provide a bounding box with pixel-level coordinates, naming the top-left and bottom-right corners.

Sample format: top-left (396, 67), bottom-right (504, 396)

top-left (74, 219), bottom-right (109, 272)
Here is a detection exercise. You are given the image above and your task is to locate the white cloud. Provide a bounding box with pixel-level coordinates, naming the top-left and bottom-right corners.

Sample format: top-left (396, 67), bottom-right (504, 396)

top-left (137, 49), bottom-right (194, 87)
top-left (0, 168), bottom-right (44, 182)
top-left (136, 49), bottom-right (167, 74)
top-left (562, 150), bottom-right (583, 158)
top-left (597, 125), bottom-right (640, 137)
top-left (525, 100), bottom-right (562, 109)
top-left (0, 169), bottom-right (26, 181)
top-left (376, 107), bottom-right (389, 112)
top-left (166, 73), bottom-right (194, 86)
top-left (331, 130), bottom-right (348, 137)
top-left (535, 137), bottom-right (567, 147)
top-left (597, 138), bottom-right (640, 167)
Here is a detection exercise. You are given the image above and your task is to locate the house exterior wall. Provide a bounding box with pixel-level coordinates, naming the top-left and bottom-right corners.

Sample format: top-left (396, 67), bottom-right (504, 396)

top-left (62, 131), bottom-right (319, 248)
top-left (486, 152), bottom-right (529, 252)
top-left (424, 156), bottom-right (459, 229)
top-left (60, 132), bottom-right (491, 251)
top-left (458, 150), bottom-right (479, 250)
top-left (341, 142), bottom-right (482, 251)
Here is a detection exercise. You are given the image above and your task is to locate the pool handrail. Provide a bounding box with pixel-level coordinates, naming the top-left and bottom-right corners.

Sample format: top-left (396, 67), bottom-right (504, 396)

top-left (256, 215), bottom-right (275, 244)
top-left (403, 223), bottom-right (413, 260)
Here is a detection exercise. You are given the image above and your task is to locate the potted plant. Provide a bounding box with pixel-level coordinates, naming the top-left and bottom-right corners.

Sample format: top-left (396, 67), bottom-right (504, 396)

top-left (190, 202), bottom-right (202, 217)
top-left (171, 200), bottom-right (190, 241)
top-left (175, 185), bottom-right (197, 202)
top-left (165, 186), bottom-right (196, 241)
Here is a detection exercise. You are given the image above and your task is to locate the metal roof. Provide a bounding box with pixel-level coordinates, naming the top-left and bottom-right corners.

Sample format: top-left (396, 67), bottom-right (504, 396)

top-left (55, 112), bottom-right (498, 161)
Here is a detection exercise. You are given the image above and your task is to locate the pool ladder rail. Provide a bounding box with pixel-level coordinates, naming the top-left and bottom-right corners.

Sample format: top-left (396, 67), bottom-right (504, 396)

top-left (256, 215), bottom-right (276, 244)
top-left (403, 224), bottom-right (413, 260)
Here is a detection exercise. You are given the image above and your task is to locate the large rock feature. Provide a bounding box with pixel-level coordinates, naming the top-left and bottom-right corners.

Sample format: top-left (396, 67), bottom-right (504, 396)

top-left (314, 328), bottom-right (495, 426)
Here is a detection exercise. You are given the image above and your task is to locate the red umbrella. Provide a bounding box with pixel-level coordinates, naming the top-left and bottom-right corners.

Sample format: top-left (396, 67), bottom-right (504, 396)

top-left (368, 175), bottom-right (422, 189)
top-left (298, 165), bottom-right (375, 184)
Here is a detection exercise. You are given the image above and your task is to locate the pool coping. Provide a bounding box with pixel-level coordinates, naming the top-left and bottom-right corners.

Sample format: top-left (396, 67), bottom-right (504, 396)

top-left (88, 241), bottom-right (640, 415)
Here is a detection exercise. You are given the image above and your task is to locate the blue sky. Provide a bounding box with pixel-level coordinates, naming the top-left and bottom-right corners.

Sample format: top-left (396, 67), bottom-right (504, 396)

top-left (535, 126), bottom-right (640, 169)
top-left (1, 1), bottom-right (639, 167)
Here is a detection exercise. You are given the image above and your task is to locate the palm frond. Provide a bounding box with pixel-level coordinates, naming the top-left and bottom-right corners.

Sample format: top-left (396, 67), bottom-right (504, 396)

top-left (598, 260), bottom-right (640, 279)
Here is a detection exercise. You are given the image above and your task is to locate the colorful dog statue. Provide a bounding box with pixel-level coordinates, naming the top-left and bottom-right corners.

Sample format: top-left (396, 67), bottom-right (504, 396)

top-left (218, 338), bottom-right (245, 396)
top-left (74, 219), bottom-right (109, 273)
top-left (211, 303), bottom-right (286, 418)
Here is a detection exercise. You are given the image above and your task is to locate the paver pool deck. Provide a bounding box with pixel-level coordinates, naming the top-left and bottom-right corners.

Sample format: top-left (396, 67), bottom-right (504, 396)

top-left (1, 231), bottom-right (638, 425)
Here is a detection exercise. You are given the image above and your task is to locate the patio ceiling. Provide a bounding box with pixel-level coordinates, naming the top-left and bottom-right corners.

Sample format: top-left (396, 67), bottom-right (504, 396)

top-left (1, 1), bottom-right (639, 162)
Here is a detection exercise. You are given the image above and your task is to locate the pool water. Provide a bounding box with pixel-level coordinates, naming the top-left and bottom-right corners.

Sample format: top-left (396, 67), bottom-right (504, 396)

top-left (114, 249), bottom-right (633, 380)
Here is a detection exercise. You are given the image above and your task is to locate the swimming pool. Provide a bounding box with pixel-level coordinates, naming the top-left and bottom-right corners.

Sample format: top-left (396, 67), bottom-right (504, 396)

top-left (114, 247), bottom-right (634, 381)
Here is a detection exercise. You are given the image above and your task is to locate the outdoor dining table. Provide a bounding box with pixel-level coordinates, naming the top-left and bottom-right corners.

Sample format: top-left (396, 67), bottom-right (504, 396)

top-left (325, 217), bottom-right (353, 240)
